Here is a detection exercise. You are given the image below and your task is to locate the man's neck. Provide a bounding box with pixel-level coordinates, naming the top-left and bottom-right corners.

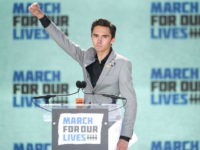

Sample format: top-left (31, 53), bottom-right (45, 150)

top-left (96, 49), bottom-right (111, 63)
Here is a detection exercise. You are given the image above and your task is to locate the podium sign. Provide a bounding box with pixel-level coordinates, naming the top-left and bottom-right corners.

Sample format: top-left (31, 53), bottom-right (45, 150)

top-left (52, 108), bottom-right (108, 150)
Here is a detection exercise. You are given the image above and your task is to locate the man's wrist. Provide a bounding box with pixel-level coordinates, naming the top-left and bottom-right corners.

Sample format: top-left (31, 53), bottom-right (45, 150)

top-left (119, 135), bottom-right (130, 142)
top-left (37, 13), bottom-right (45, 19)
top-left (39, 15), bottom-right (51, 28)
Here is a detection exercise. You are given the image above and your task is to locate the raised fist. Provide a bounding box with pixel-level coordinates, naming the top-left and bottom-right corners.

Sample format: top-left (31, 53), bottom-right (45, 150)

top-left (28, 2), bottom-right (44, 19)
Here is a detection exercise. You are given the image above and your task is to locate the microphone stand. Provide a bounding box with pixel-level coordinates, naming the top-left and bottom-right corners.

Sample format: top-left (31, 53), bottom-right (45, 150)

top-left (32, 89), bottom-right (80, 104)
top-left (32, 80), bottom-right (86, 112)
top-left (81, 89), bottom-right (127, 112)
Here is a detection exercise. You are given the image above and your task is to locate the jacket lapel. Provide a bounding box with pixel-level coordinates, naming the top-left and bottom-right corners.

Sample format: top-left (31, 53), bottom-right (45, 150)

top-left (94, 50), bottom-right (116, 90)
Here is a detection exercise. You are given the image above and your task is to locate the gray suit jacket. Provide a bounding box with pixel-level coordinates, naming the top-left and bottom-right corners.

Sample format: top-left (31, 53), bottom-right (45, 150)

top-left (45, 22), bottom-right (137, 138)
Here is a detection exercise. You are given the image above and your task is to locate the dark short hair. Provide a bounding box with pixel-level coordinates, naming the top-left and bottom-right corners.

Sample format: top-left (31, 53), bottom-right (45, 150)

top-left (91, 18), bottom-right (116, 38)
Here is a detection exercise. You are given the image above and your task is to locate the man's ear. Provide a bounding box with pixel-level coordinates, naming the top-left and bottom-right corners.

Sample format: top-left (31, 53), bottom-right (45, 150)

top-left (111, 38), bottom-right (115, 44)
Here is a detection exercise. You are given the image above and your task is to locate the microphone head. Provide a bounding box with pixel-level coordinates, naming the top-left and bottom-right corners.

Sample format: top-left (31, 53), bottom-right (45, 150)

top-left (81, 81), bottom-right (87, 88)
top-left (76, 81), bottom-right (82, 88)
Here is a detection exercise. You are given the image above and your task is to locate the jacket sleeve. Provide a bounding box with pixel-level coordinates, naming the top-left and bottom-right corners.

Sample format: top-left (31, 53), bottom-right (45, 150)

top-left (44, 21), bottom-right (85, 65)
top-left (119, 60), bottom-right (137, 138)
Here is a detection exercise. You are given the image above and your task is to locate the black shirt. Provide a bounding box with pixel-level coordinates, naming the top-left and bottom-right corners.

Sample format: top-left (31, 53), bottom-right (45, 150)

top-left (86, 49), bottom-right (112, 87)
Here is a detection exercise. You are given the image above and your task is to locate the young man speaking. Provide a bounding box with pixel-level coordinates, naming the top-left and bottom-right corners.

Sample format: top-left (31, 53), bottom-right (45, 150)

top-left (29, 2), bottom-right (137, 150)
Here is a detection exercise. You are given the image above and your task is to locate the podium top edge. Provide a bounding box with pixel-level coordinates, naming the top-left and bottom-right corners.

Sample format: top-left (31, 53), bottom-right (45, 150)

top-left (40, 104), bottom-right (120, 107)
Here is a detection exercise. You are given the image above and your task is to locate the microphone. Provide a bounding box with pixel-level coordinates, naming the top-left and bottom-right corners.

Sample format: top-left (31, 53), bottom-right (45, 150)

top-left (100, 93), bottom-right (126, 104)
top-left (76, 80), bottom-right (87, 89)
top-left (98, 93), bottom-right (127, 111)
top-left (32, 95), bottom-right (57, 104)
top-left (81, 81), bottom-right (87, 88)
top-left (101, 94), bottom-right (126, 100)
top-left (83, 91), bottom-right (126, 103)
top-left (83, 92), bottom-right (127, 112)
top-left (33, 95), bottom-right (56, 99)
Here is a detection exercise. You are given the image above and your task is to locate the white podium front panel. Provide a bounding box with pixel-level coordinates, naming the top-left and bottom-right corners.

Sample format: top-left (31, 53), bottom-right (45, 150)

top-left (52, 108), bottom-right (108, 150)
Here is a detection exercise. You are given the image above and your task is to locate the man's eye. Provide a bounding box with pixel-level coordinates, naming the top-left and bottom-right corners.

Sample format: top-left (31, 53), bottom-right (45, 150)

top-left (93, 34), bottom-right (98, 38)
top-left (103, 35), bottom-right (109, 38)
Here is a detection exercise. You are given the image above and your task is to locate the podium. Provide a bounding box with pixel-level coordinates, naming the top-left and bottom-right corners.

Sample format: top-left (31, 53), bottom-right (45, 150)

top-left (40, 104), bottom-right (122, 150)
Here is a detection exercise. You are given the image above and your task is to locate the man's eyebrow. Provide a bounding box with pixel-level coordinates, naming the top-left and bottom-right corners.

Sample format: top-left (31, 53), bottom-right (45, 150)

top-left (92, 33), bottom-right (110, 36)
top-left (102, 34), bottom-right (110, 37)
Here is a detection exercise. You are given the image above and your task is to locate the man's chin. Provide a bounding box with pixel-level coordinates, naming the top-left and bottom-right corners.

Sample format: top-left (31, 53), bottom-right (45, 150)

top-left (95, 48), bottom-right (103, 52)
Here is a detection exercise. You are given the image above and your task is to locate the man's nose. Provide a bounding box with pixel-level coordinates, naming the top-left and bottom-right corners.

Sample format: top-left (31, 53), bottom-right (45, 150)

top-left (97, 37), bottom-right (102, 43)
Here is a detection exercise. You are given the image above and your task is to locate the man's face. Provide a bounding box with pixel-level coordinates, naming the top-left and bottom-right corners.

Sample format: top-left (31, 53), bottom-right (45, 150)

top-left (91, 26), bottom-right (115, 53)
